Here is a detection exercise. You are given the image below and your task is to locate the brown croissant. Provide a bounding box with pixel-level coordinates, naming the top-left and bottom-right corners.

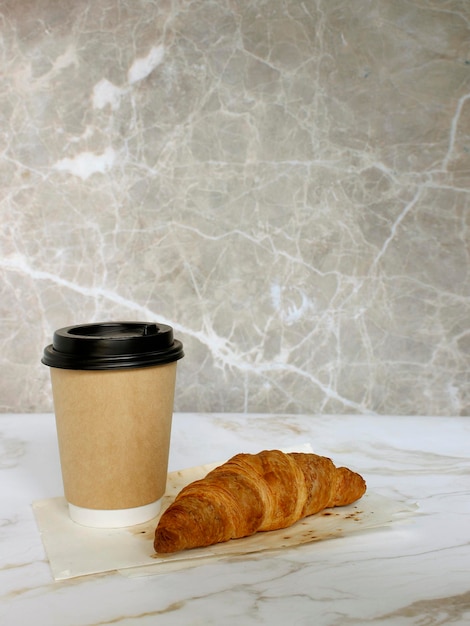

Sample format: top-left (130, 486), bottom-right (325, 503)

top-left (154, 450), bottom-right (366, 553)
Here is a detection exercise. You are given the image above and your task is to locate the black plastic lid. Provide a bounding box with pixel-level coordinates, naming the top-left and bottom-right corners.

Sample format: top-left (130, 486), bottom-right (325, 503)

top-left (42, 321), bottom-right (184, 370)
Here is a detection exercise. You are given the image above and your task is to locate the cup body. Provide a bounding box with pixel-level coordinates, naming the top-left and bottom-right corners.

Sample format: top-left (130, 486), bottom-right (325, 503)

top-left (42, 321), bottom-right (183, 527)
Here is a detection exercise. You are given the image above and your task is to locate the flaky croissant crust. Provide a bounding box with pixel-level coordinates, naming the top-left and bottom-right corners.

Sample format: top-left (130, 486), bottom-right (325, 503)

top-left (154, 449), bottom-right (366, 554)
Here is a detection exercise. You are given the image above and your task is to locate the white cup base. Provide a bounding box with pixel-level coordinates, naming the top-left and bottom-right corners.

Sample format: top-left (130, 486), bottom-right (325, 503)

top-left (68, 499), bottom-right (162, 528)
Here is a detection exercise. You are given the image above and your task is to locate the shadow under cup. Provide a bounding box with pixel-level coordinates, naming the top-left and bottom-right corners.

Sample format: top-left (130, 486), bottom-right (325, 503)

top-left (42, 321), bottom-right (184, 528)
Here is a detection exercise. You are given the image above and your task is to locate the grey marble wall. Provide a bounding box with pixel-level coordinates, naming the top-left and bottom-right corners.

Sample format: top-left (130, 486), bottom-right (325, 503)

top-left (1, 0), bottom-right (469, 415)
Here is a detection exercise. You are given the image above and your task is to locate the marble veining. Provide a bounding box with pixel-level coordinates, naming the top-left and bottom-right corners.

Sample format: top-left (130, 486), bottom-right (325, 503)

top-left (0, 1), bottom-right (469, 416)
top-left (1, 412), bottom-right (469, 625)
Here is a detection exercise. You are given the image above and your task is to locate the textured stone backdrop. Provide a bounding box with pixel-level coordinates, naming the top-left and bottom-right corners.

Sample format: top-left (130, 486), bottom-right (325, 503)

top-left (1, 0), bottom-right (469, 415)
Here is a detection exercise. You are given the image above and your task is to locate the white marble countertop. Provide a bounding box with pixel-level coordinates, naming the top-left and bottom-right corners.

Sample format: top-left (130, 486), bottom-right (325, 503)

top-left (1, 412), bottom-right (469, 625)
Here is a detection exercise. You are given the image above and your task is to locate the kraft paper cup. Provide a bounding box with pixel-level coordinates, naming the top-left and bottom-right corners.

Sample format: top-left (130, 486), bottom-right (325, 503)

top-left (42, 321), bottom-right (184, 528)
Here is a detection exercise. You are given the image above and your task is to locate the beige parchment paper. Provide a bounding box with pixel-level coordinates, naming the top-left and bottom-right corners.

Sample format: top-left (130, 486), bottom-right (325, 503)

top-left (33, 448), bottom-right (417, 581)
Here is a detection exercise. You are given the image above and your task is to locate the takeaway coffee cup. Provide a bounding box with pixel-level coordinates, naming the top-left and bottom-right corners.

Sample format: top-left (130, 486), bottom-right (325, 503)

top-left (42, 321), bottom-right (184, 528)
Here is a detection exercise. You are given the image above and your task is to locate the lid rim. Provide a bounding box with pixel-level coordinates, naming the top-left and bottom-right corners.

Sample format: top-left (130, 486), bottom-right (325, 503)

top-left (41, 354), bottom-right (184, 370)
